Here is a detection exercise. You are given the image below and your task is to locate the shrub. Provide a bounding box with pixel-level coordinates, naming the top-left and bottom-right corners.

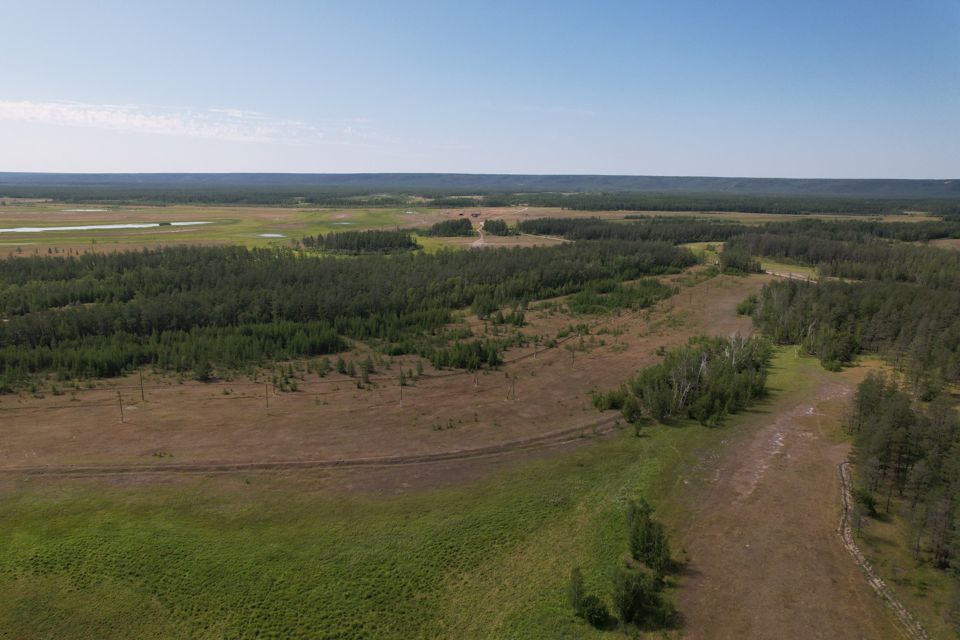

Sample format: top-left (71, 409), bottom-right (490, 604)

top-left (612, 565), bottom-right (676, 628)
top-left (483, 219), bottom-right (511, 236)
top-left (592, 387), bottom-right (626, 411)
top-left (627, 498), bottom-right (673, 579)
top-left (736, 294), bottom-right (758, 316)
top-left (580, 594), bottom-right (609, 628)
top-left (719, 247), bottom-right (762, 273)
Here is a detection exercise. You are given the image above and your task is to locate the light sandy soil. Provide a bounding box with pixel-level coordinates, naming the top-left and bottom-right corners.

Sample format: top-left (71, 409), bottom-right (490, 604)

top-left (928, 238), bottom-right (960, 251)
top-left (0, 274), bottom-right (764, 471)
top-left (671, 358), bottom-right (902, 639)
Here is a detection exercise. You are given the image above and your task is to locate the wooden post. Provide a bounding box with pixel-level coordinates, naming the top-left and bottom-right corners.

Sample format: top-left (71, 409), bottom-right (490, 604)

top-left (139, 370), bottom-right (145, 402)
top-left (117, 390), bottom-right (124, 423)
top-left (265, 383), bottom-right (269, 411)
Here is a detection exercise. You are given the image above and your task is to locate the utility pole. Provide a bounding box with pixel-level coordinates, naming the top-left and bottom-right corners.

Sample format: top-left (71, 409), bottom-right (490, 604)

top-left (117, 390), bottom-right (124, 423)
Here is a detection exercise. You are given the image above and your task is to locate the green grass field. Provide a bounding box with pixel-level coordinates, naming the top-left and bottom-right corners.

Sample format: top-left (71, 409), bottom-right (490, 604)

top-left (0, 349), bottom-right (811, 639)
top-left (0, 205), bottom-right (426, 253)
top-left (680, 241), bottom-right (723, 264)
top-left (759, 258), bottom-right (818, 278)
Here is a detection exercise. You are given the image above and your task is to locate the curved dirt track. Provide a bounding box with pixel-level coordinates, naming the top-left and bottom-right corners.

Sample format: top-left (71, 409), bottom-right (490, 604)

top-left (838, 461), bottom-right (930, 640)
top-left (0, 415), bottom-right (620, 478)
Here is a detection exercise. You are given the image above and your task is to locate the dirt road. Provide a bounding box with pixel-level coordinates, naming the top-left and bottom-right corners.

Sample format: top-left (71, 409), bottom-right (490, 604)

top-left (674, 361), bottom-right (901, 639)
top-left (471, 224), bottom-right (485, 247)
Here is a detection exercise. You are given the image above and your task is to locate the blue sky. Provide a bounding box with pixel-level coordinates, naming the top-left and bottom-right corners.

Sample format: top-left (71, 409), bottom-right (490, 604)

top-left (1, 0), bottom-right (957, 177)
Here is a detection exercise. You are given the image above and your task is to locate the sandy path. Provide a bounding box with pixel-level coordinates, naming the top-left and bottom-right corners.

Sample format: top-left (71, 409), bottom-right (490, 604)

top-left (471, 225), bottom-right (485, 247)
top-left (675, 369), bottom-right (900, 639)
top-left (765, 269), bottom-right (816, 282)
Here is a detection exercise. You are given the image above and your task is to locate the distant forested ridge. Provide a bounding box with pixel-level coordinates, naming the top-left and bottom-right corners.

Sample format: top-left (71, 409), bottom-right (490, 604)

top-left (0, 241), bottom-right (693, 388)
top-left (1, 172), bottom-right (958, 212)
top-left (2, 172), bottom-right (958, 197)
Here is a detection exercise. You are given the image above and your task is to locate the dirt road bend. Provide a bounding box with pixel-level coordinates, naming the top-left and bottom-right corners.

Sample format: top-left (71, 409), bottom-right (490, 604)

top-left (675, 366), bottom-right (901, 639)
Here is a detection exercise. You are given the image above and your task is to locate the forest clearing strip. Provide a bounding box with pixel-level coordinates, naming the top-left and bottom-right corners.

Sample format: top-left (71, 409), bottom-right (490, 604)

top-left (765, 269), bottom-right (816, 282)
top-left (0, 414), bottom-right (621, 477)
top-left (838, 461), bottom-right (930, 640)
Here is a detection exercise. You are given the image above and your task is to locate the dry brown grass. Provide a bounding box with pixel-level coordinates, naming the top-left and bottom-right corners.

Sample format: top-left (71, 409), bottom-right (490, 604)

top-left (0, 274), bottom-right (763, 473)
top-left (929, 238), bottom-right (960, 251)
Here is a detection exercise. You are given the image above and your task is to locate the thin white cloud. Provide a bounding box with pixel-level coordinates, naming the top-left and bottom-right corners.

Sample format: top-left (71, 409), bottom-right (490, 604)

top-left (0, 100), bottom-right (328, 143)
top-left (478, 101), bottom-right (598, 117)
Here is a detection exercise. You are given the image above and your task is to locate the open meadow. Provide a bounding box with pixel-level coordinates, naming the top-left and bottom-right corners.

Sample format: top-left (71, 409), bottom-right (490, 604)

top-left (0, 346), bottom-right (900, 640)
top-left (1, 197), bottom-right (958, 639)
top-left (4, 1), bottom-right (959, 635)
top-left (0, 201), bottom-right (939, 257)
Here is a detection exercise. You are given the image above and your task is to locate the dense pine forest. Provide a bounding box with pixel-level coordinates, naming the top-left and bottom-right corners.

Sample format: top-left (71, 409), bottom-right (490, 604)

top-left (522, 216), bottom-right (960, 247)
top-left (850, 374), bottom-right (960, 571)
top-left (482, 219), bottom-right (511, 235)
top-left (299, 230), bottom-right (418, 254)
top-left (425, 218), bottom-right (475, 236)
top-left (739, 224), bottom-right (960, 393)
top-left (517, 216), bottom-right (746, 243)
top-left (0, 240), bottom-right (692, 389)
top-left (728, 231), bottom-right (960, 288)
top-left (4, 173), bottom-right (960, 216)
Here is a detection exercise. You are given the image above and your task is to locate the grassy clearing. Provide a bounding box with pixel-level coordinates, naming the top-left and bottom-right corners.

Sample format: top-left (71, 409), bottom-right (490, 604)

top-left (412, 234), bottom-right (462, 253)
top-left (0, 205), bottom-right (429, 256)
top-left (680, 241), bottom-right (723, 264)
top-left (0, 348), bottom-right (808, 639)
top-left (759, 258), bottom-right (818, 278)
